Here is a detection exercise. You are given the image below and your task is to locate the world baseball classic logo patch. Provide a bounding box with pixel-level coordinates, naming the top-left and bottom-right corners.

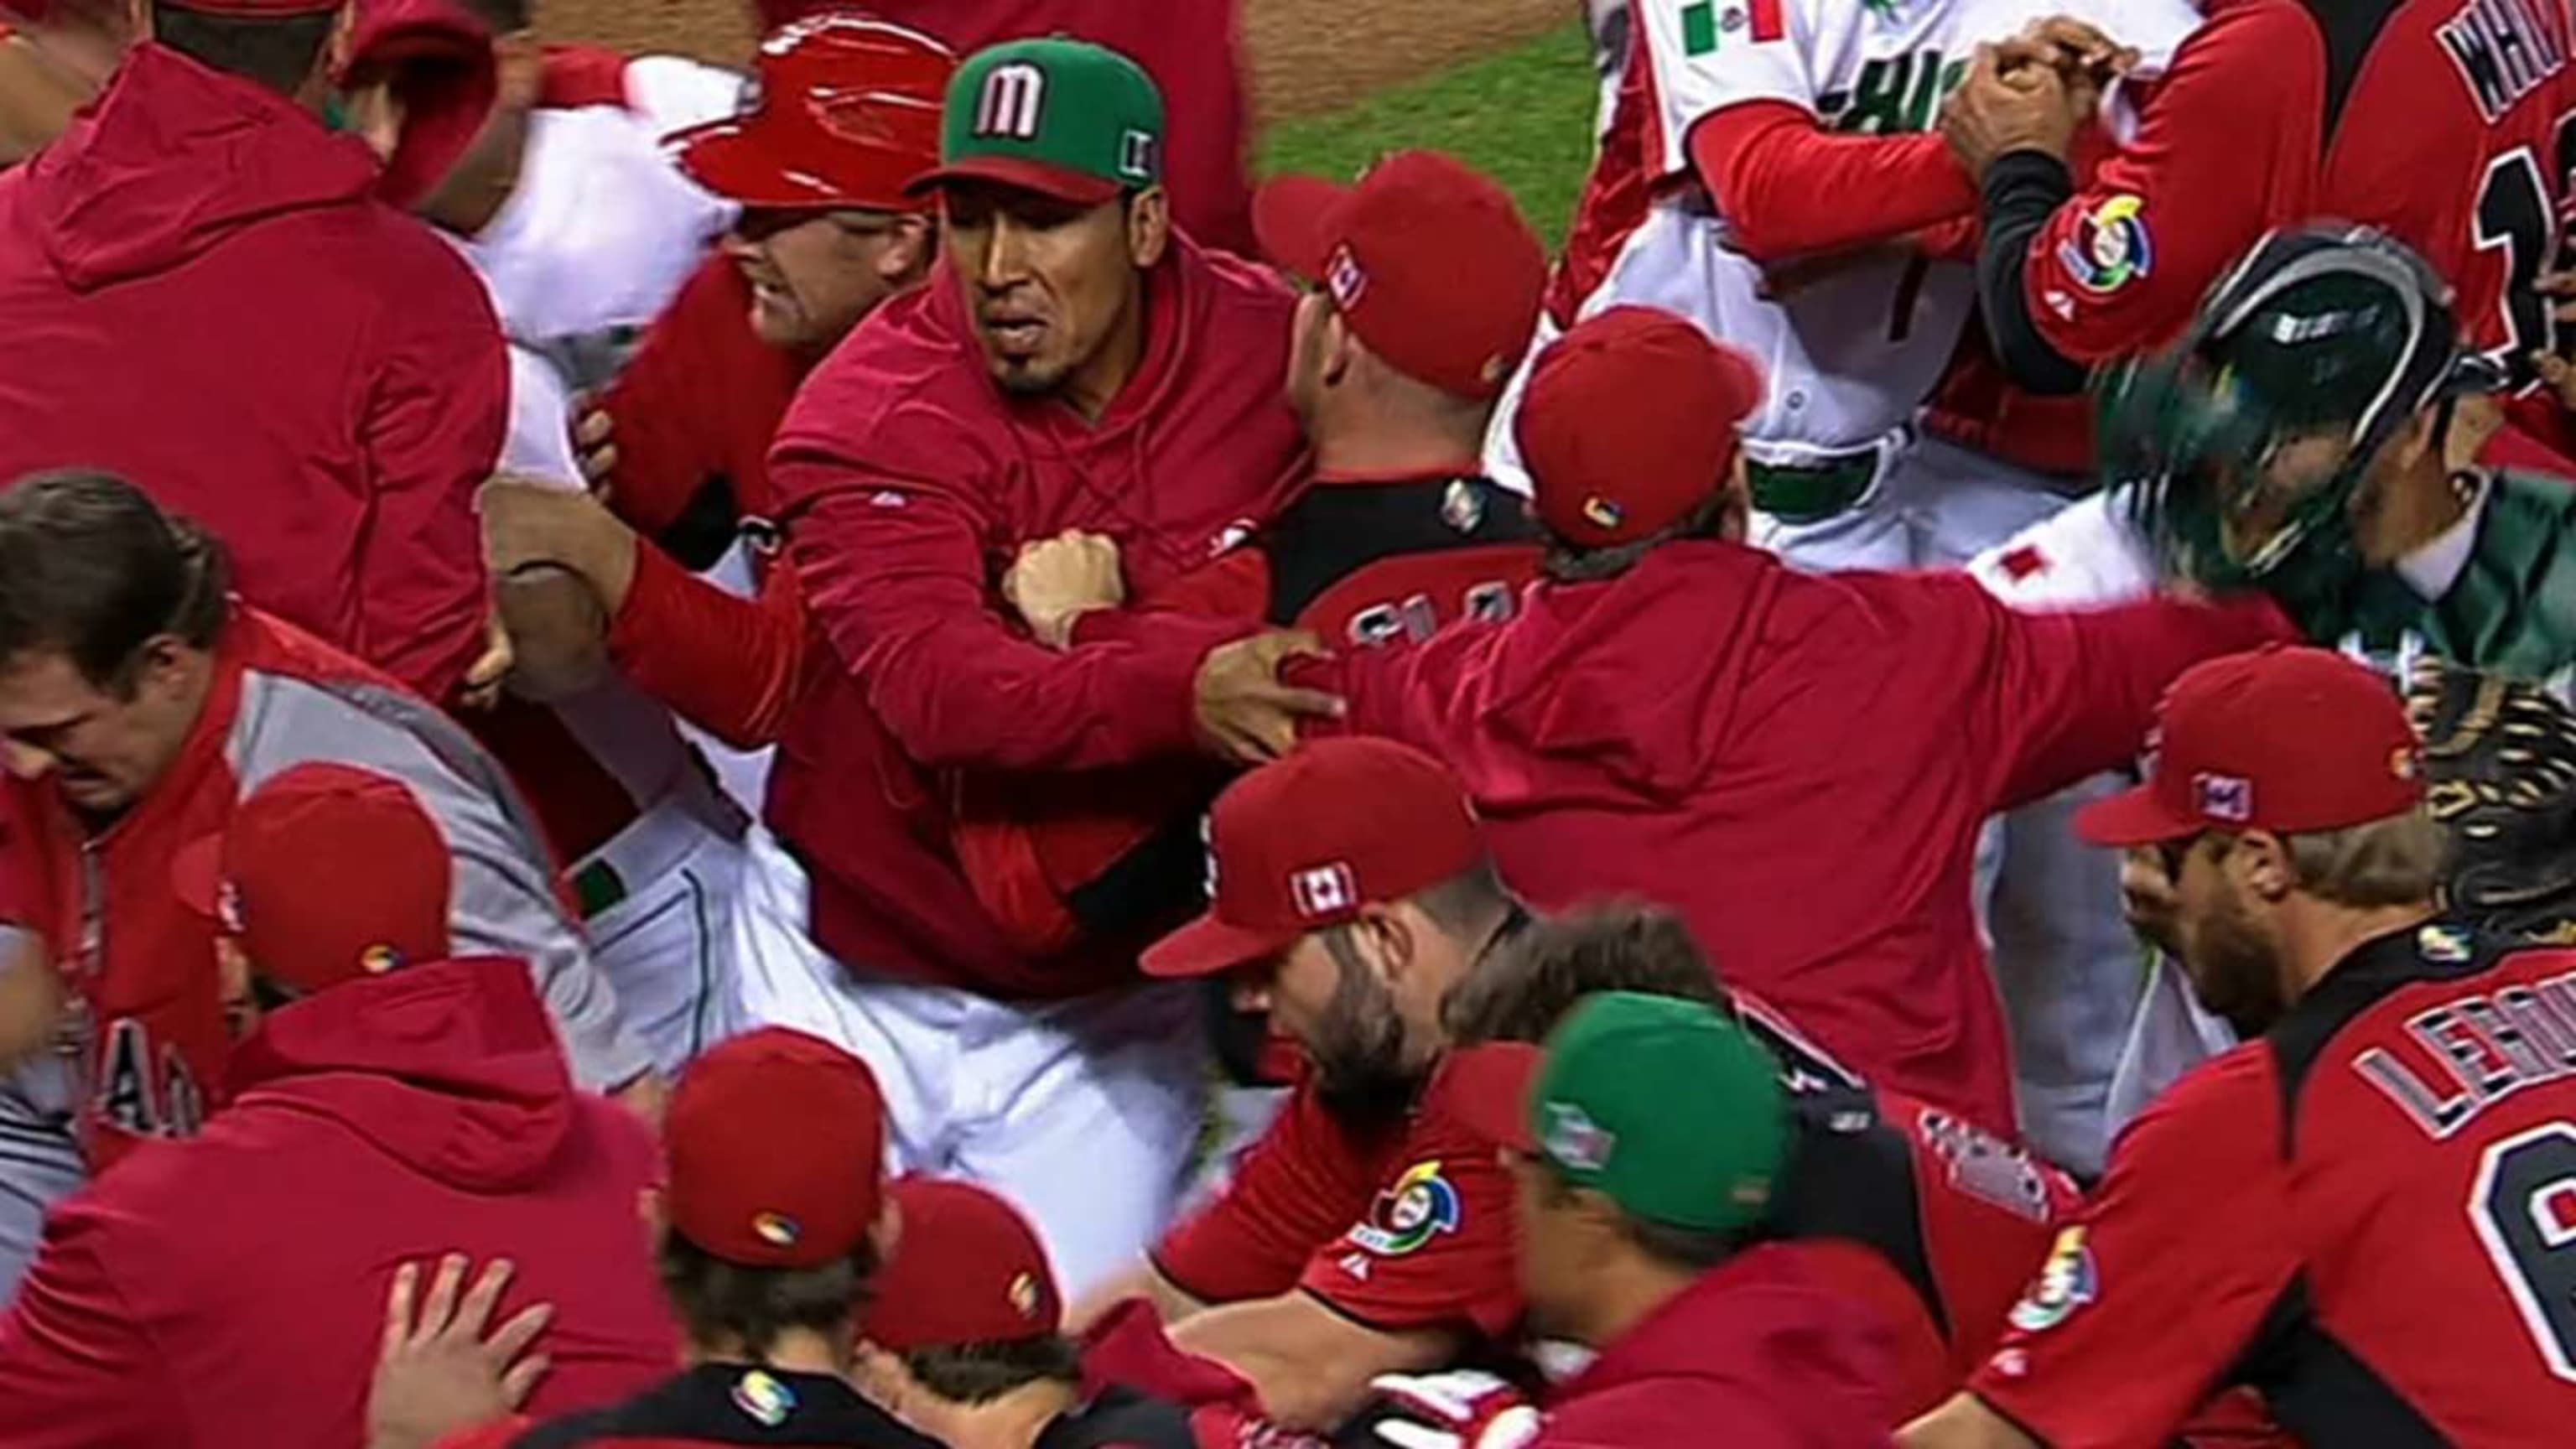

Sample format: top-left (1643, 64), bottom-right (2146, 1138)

top-left (2007, 1226), bottom-right (2099, 1332)
top-left (1346, 1160), bottom-right (1463, 1257)
top-left (2059, 194), bottom-right (2153, 294)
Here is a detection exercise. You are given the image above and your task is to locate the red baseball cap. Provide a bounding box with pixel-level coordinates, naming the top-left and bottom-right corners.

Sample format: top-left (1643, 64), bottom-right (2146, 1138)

top-left (862, 1177), bottom-right (1062, 1350)
top-left (1520, 306), bottom-right (1765, 547)
top-left (1141, 738), bottom-right (1488, 979)
top-left (667, 14), bottom-right (954, 212)
top-left (666, 1028), bottom-right (888, 1269)
top-left (171, 763), bottom-right (450, 996)
top-left (2075, 646), bottom-right (2425, 846)
top-left (1254, 149), bottom-right (1548, 401)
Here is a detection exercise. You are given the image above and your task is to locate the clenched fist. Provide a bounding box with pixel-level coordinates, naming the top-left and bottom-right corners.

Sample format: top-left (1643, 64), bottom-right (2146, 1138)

top-left (1005, 530), bottom-right (1126, 650)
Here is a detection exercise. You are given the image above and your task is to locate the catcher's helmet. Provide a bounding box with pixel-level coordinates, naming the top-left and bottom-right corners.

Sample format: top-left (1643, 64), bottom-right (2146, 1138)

top-left (2101, 224), bottom-right (2501, 615)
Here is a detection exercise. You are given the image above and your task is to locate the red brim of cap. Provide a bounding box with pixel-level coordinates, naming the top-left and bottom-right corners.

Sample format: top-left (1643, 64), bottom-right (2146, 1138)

top-left (904, 155), bottom-right (1120, 206)
top-left (2072, 783), bottom-right (2203, 847)
top-left (668, 119), bottom-right (904, 211)
top-left (169, 834), bottom-right (222, 922)
top-left (1249, 173), bottom-right (1351, 280)
top-left (1442, 1042), bottom-right (1541, 1153)
top-left (163, 0), bottom-right (344, 15)
top-left (1139, 909), bottom-right (1299, 980)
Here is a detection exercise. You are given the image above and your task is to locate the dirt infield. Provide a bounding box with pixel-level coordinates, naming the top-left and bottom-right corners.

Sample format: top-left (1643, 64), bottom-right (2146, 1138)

top-left (538, 0), bottom-right (1571, 120)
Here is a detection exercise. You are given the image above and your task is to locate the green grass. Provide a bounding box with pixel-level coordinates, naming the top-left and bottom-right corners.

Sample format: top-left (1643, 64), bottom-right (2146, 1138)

top-left (1257, 22), bottom-right (1599, 250)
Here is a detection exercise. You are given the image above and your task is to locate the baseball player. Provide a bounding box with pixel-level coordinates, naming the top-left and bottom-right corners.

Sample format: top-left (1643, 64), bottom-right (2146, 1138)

top-left (1904, 647), bottom-right (2576, 1447)
top-left (1972, 225), bottom-right (2576, 1146)
top-left (1490, 0), bottom-right (2196, 570)
top-left (1297, 305), bottom-right (2291, 1133)
top-left (375, 1029), bottom-right (932, 1449)
top-left (739, 38), bottom-right (1321, 1297)
top-left (0, 475), bottom-right (651, 1298)
top-left (1431, 995), bottom-right (1895, 1447)
top-left (1090, 744), bottom-right (2078, 1431)
top-left (0, 763), bottom-right (678, 1449)
top-left (979, 148), bottom-right (1548, 964)
top-left (857, 1177), bottom-right (1213, 1449)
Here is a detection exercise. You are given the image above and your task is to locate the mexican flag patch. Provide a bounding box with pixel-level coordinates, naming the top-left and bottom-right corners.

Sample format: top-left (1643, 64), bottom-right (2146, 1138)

top-left (1682, 0), bottom-right (1787, 55)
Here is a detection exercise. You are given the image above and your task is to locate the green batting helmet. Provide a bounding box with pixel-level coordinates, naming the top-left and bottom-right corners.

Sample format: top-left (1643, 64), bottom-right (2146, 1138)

top-left (2102, 224), bottom-right (2502, 624)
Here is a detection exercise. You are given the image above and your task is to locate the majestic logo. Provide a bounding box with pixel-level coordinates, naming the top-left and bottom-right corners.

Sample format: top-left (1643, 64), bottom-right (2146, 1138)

top-left (2194, 771), bottom-right (2253, 823)
top-left (1441, 479), bottom-right (1485, 533)
top-left (2007, 1227), bottom-right (2099, 1332)
top-left (974, 62), bottom-right (1048, 140)
top-left (2418, 923), bottom-right (2474, 963)
top-left (2060, 194), bottom-right (2154, 294)
top-left (1348, 1161), bottom-right (1464, 1257)
top-left (1289, 862), bottom-right (1358, 919)
top-left (1542, 1102), bottom-right (1616, 1172)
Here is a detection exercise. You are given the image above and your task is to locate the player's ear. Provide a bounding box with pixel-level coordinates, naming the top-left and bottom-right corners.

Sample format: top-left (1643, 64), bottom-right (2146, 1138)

top-left (1353, 901), bottom-right (1412, 982)
top-left (2238, 830), bottom-right (2295, 901)
top-left (881, 213), bottom-right (935, 287)
top-left (1124, 186), bottom-right (1171, 271)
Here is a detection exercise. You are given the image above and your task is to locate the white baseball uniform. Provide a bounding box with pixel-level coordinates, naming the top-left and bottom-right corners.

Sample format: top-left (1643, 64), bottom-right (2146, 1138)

top-left (1489, 0), bottom-right (2194, 570)
top-left (471, 95), bottom-right (756, 1076)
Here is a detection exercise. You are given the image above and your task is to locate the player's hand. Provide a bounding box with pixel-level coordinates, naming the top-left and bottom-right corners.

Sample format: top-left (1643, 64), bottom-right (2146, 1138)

top-left (480, 475), bottom-right (641, 615)
top-left (573, 407), bottom-right (618, 500)
top-left (1192, 630), bottom-right (1345, 765)
top-left (1941, 42), bottom-right (2086, 177)
top-left (2529, 272), bottom-right (2576, 410)
top-left (457, 615), bottom-right (515, 712)
top-left (1360, 1369), bottom-right (1543, 1449)
top-left (366, 1255), bottom-right (552, 1449)
top-left (2016, 15), bottom-right (2138, 87)
top-left (1004, 530), bottom-right (1125, 650)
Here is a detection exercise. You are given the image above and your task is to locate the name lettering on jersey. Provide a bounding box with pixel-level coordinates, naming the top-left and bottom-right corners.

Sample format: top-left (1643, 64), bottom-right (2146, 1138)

top-left (1915, 1109), bottom-right (2055, 1223)
top-left (93, 1017), bottom-right (203, 1141)
top-left (1344, 580), bottom-right (1520, 650)
top-left (2439, 0), bottom-right (2573, 125)
top-left (1819, 49), bottom-right (1967, 136)
top-left (973, 62), bottom-right (1048, 140)
top-left (2353, 964), bottom-right (2576, 1138)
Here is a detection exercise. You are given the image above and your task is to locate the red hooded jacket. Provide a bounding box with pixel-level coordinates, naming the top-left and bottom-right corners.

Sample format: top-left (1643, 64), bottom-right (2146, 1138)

top-left (1534, 1244), bottom-right (1897, 1447)
top-left (0, 957), bottom-right (677, 1449)
top-left (0, 42), bottom-right (507, 702)
top-left (1307, 543), bottom-right (2293, 1133)
top-left (761, 236), bottom-right (1304, 995)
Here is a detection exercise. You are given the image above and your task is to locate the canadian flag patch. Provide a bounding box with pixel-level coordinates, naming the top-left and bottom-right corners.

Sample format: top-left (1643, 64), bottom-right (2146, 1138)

top-left (1290, 863), bottom-right (1358, 920)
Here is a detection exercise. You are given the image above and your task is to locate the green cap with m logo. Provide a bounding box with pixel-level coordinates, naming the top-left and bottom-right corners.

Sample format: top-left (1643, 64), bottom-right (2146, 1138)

top-left (907, 37), bottom-right (1166, 205)
top-left (1452, 992), bottom-right (1789, 1235)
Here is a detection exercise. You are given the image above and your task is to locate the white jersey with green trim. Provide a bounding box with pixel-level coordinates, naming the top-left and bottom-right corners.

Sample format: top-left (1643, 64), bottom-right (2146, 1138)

top-left (1545, 0), bottom-right (2198, 463)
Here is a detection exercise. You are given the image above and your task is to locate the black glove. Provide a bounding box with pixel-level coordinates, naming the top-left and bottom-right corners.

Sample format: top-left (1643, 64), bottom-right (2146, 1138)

top-left (2408, 659), bottom-right (2576, 943)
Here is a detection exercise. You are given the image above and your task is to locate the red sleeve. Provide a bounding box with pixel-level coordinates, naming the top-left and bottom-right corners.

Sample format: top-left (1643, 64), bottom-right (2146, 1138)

top-left (600, 258), bottom-right (799, 533)
top-left (771, 478), bottom-right (1210, 772)
top-left (1294, 1073), bottom-right (1521, 1339)
top-left (1967, 583), bottom-right (2297, 811)
top-left (1689, 101), bottom-right (1976, 262)
top-left (2023, 4), bottom-right (2323, 360)
top-left (606, 544), bottom-right (809, 750)
top-left (1971, 1050), bottom-right (2298, 1449)
top-left (536, 44), bottom-right (631, 110)
top-left (0, 1230), bottom-right (174, 1447)
top-left (1154, 1083), bottom-right (1387, 1303)
top-left (358, 259), bottom-right (511, 701)
top-left (1791, 1239), bottom-right (1955, 1423)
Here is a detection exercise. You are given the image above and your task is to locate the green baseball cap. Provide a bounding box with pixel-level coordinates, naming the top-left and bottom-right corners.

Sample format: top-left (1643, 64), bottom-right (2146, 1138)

top-left (1450, 993), bottom-right (1788, 1234)
top-left (907, 37), bottom-right (1165, 205)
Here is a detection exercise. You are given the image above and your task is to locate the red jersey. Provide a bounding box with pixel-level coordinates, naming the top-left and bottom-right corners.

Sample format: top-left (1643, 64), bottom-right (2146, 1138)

top-left (1972, 924), bottom-right (2576, 1446)
top-left (2318, 0), bottom-right (2576, 400)
top-left (1156, 997), bottom-right (2077, 1417)
top-left (764, 235), bottom-right (1305, 995)
top-left (1301, 542), bottom-right (2294, 1130)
